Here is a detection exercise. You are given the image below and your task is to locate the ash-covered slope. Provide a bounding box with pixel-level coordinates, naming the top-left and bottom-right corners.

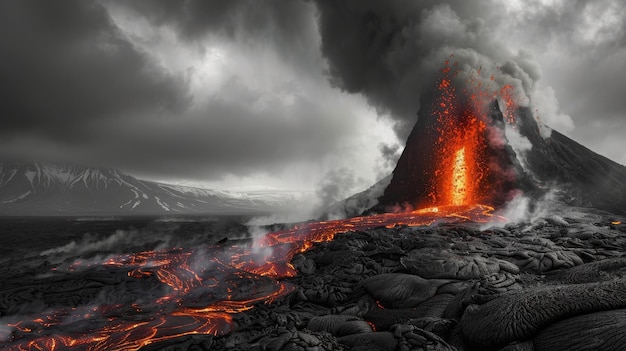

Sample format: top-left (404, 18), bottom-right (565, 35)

top-left (0, 162), bottom-right (294, 216)
top-left (517, 107), bottom-right (626, 215)
top-left (376, 96), bottom-right (626, 215)
top-left (320, 175), bottom-right (391, 220)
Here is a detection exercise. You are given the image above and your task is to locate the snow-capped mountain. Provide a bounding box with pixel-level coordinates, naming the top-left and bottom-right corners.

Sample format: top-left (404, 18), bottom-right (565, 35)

top-left (0, 162), bottom-right (307, 216)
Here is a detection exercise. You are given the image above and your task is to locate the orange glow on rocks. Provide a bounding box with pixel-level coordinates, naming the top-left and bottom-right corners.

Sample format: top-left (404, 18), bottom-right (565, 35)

top-left (5, 205), bottom-right (498, 351)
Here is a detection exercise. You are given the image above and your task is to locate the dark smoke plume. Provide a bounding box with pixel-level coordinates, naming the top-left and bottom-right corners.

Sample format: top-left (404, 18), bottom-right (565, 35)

top-left (313, 0), bottom-right (543, 140)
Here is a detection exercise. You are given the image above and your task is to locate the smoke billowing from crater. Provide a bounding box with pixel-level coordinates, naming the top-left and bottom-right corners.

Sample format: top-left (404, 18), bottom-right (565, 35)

top-left (313, 0), bottom-right (570, 144)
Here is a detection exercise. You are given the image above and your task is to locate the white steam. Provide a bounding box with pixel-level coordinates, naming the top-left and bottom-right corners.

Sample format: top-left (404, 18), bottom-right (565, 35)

top-left (245, 206), bottom-right (317, 227)
top-left (246, 224), bottom-right (271, 251)
top-left (40, 229), bottom-right (173, 258)
top-left (484, 189), bottom-right (559, 229)
top-left (531, 84), bottom-right (575, 138)
top-left (0, 316), bottom-right (22, 342)
top-left (505, 124), bottom-right (533, 170)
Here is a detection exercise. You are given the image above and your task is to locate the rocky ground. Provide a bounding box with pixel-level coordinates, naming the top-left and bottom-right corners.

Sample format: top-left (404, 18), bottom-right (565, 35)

top-left (143, 206), bottom-right (626, 351)
top-left (2, 206), bottom-right (626, 350)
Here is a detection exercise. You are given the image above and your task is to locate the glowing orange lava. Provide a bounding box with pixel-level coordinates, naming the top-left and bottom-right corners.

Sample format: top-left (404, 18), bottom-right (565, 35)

top-left (419, 57), bottom-right (518, 210)
top-left (451, 147), bottom-right (468, 206)
top-left (428, 72), bottom-right (489, 208)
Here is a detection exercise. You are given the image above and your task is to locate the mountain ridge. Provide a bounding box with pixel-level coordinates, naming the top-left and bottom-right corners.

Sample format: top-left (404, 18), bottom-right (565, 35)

top-left (0, 161), bottom-right (304, 216)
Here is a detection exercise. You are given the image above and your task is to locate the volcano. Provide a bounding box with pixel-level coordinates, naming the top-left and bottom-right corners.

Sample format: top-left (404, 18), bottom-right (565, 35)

top-left (375, 72), bottom-right (626, 216)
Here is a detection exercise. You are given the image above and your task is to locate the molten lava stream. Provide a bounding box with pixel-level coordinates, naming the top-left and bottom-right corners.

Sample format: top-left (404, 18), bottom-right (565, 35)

top-left (4, 204), bottom-right (497, 351)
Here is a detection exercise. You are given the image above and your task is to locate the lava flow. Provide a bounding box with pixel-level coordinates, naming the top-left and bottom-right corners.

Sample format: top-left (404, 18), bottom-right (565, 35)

top-left (3, 60), bottom-right (518, 351)
top-left (3, 205), bottom-right (497, 351)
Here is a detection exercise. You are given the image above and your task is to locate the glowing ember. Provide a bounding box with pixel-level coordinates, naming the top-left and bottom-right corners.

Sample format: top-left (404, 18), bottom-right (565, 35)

top-left (612, 221), bottom-right (622, 225)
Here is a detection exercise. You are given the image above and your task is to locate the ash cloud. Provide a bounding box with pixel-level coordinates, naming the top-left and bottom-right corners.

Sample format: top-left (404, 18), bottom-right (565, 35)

top-left (312, 0), bottom-right (572, 141)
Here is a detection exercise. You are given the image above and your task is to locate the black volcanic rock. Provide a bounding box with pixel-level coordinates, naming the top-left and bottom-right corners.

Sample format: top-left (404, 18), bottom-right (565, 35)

top-left (3, 198), bottom-right (626, 350)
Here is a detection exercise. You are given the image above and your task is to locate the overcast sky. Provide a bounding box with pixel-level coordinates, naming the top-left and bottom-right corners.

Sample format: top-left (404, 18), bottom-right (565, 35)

top-left (1, 0), bottom-right (624, 197)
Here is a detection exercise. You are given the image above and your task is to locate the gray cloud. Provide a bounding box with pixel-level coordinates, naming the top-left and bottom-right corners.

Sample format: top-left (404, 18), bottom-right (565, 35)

top-left (0, 0), bottom-right (389, 187)
top-left (82, 88), bottom-right (360, 180)
top-left (0, 0), bottom-right (188, 137)
top-left (113, 0), bottom-right (323, 76)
